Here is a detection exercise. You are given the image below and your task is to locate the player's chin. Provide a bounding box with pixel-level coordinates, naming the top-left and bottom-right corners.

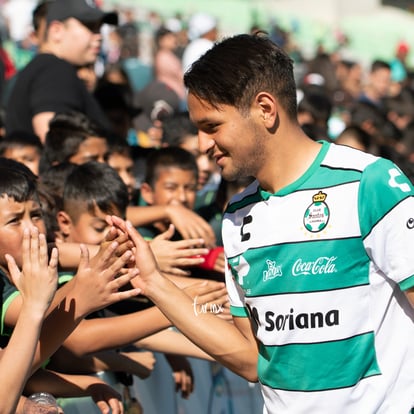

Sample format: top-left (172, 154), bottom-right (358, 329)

top-left (220, 165), bottom-right (240, 182)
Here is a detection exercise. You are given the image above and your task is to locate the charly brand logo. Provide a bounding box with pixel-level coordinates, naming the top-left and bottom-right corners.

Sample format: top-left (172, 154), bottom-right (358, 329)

top-left (263, 259), bottom-right (282, 281)
top-left (292, 256), bottom-right (337, 276)
top-left (388, 168), bottom-right (411, 193)
top-left (407, 218), bottom-right (414, 229)
top-left (240, 215), bottom-right (253, 242)
top-left (303, 191), bottom-right (330, 233)
top-left (263, 308), bottom-right (339, 331)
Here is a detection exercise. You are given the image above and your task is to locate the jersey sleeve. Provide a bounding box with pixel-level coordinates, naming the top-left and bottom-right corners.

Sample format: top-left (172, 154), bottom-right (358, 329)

top-left (225, 257), bottom-right (249, 318)
top-left (359, 158), bottom-right (414, 290)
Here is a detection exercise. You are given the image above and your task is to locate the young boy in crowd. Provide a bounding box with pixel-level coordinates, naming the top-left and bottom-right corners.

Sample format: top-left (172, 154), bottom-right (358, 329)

top-left (39, 110), bottom-right (109, 175)
top-left (0, 157), bottom-right (140, 411)
top-left (0, 130), bottom-right (43, 176)
top-left (106, 136), bottom-right (137, 201)
top-left (104, 136), bottom-right (216, 277)
top-left (139, 146), bottom-right (199, 240)
top-left (139, 146), bottom-right (225, 279)
top-left (0, 223), bottom-right (57, 414)
top-left (51, 161), bottom-right (229, 399)
top-left (50, 161), bottom-right (156, 380)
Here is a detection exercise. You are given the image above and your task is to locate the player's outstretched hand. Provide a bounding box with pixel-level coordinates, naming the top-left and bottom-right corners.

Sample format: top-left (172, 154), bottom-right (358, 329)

top-left (107, 216), bottom-right (162, 295)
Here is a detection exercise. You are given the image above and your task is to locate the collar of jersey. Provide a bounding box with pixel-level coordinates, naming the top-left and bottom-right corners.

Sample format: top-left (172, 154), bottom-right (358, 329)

top-left (259, 140), bottom-right (330, 200)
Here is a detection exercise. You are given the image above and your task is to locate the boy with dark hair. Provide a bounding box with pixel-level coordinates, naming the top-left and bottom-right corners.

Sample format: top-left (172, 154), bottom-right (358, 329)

top-left (39, 110), bottom-right (108, 174)
top-left (139, 146), bottom-right (225, 278)
top-left (58, 161), bottom-right (130, 245)
top-left (38, 161), bottom-right (78, 243)
top-left (0, 157), bottom-right (140, 411)
top-left (139, 146), bottom-right (199, 239)
top-left (0, 130), bottom-right (43, 176)
top-left (105, 136), bottom-right (137, 200)
top-left (0, 181), bottom-right (57, 413)
top-left (52, 161), bottom-right (227, 400)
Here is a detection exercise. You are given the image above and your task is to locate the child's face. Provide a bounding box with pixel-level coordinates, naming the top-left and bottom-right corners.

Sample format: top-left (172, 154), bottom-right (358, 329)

top-left (69, 137), bottom-right (108, 165)
top-left (107, 152), bottom-right (136, 198)
top-left (0, 195), bottom-right (45, 268)
top-left (143, 167), bottom-right (197, 210)
top-left (2, 146), bottom-right (41, 176)
top-left (59, 204), bottom-right (121, 245)
top-left (179, 135), bottom-right (214, 190)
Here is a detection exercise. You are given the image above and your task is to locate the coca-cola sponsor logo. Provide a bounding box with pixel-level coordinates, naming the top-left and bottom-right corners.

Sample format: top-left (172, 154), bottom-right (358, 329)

top-left (292, 256), bottom-right (337, 276)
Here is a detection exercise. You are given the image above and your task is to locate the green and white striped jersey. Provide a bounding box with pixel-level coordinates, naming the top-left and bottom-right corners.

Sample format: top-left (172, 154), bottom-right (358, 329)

top-left (224, 141), bottom-right (414, 413)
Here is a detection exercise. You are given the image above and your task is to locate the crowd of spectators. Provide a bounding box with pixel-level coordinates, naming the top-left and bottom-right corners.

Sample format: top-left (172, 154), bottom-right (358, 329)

top-left (0, 0), bottom-right (413, 412)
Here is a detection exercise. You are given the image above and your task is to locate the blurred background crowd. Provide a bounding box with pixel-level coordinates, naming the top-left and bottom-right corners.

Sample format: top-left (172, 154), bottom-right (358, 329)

top-left (0, 0), bottom-right (412, 185)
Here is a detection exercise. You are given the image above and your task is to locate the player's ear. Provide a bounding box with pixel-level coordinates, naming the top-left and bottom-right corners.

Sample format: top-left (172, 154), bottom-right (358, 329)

top-left (140, 182), bottom-right (155, 205)
top-left (255, 92), bottom-right (278, 129)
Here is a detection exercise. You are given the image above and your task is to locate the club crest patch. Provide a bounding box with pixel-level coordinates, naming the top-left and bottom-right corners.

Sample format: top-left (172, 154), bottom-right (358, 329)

top-left (303, 191), bottom-right (330, 233)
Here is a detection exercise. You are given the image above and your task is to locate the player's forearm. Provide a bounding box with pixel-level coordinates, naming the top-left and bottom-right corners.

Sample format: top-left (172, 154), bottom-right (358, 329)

top-left (145, 275), bottom-right (258, 380)
top-left (135, 328), bottom-right (214, 360)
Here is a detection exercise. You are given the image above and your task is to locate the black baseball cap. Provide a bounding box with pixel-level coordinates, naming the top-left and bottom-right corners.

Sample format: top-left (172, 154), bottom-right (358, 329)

top-left (46, 0), bottom-right (118, 25)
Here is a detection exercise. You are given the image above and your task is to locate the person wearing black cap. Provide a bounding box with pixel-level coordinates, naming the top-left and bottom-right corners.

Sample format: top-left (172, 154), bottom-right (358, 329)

top-left (5, 0), bottom-right (117, 143)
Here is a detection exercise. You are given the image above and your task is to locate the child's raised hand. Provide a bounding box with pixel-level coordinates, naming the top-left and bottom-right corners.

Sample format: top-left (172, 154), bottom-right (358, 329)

top-left (212, 250), bottom-right (226, 274)
top-left (150, 225), bottom-right (209, 276)
top-left (72, 241), bottom-right (140, 316)
top-left (5, 227), bottom-right (58, 318)
top-left (165, 205), bottom-right (216, 249)
top-left (165, 354), bottom-right (194, 399)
